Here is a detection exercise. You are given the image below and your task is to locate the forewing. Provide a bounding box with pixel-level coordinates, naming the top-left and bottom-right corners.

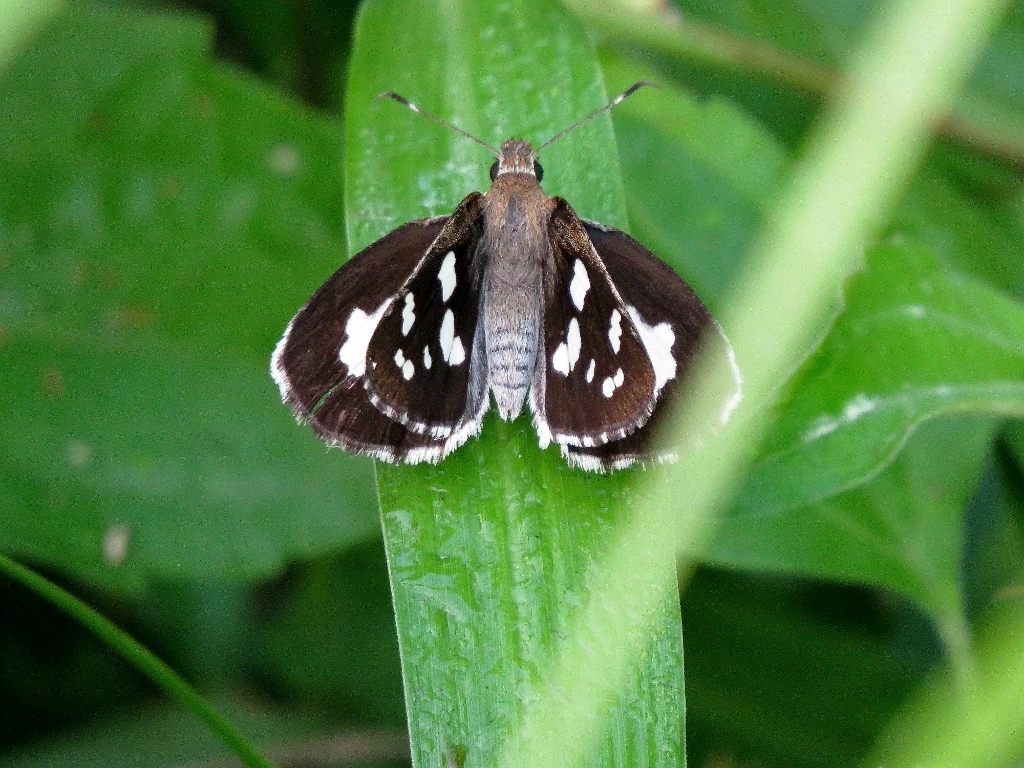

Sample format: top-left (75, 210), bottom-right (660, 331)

top-left (271, 214), bottom-right (454, 463)
top-left (531, 198), bottom-right (657, 449)
top-left (364, 192), bottom-right (489, 443)
top-left (563, 221), bottom-right (743, 471)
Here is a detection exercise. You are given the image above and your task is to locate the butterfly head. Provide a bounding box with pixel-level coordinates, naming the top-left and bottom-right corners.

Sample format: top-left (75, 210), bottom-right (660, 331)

top-left (490, 139), bottom-right (544, 182)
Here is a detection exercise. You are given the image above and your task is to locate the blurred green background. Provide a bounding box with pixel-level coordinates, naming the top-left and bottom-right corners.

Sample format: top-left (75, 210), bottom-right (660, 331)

top-left (2, 0), bottom-right (1024, 766)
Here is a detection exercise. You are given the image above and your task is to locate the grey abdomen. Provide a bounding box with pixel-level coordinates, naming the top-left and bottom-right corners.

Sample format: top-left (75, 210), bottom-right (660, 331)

top-left (478, 181), bottom-right (548, 421)
top-left (484, 282), bottom-right (540, 421)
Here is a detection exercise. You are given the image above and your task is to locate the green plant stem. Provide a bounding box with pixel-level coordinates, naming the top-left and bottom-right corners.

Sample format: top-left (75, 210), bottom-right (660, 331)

top-left (0, 554), bottom-right (276, 768)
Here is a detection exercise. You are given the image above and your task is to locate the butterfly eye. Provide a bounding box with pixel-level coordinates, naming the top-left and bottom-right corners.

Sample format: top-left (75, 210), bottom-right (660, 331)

top-left (489, 160), bottom-right (499, 181)
top-left (533, 161), bottom-right (544, 181)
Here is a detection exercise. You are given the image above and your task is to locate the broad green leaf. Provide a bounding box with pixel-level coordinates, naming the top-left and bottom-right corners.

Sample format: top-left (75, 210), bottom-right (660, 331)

top-left (863, 599), bottom-right (1024, 768)
top-left (596, 53), bottom-right (1024, 618)
top-left (715, 416), bottom-right (994, 651)
top-left (0, 4), bottom-right (380, 586)
top-left (666, 0), bottom-right (879, 68)
top-left (622, 0), bottom-right (1015, 762)
top-left (651, 0), bottom-right (1024, 301)
top-left (209, 0), bottom-right (298, 84)
top-left (961, 430), bottom-right (1024, 612)
top-left (588, 0), bottom-right (1024, 168)
top-left (939, 4), bottom-right (1024, 162)
top-left (707, 236), bottom-right (1024, 622)
top-left (730, 239), bottom-right (1024, 521)
top-left (344, 2), bottom-right (684, 767)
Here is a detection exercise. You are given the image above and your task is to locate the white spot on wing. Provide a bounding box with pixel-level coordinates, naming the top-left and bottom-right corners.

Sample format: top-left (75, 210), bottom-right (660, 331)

top-left (401, 293), bottom-right (415, 335)
top-left (394, 349), bottom-right (414, 381)
top-left (601, 367), bottom-right (625, 398)
top-left (609, 310), bottom-right (622, 354)
top-left (450, 336), bottom-right (465, 366)
top-left (440, 309), bottom-right (455, 358)
top-left (586, 359), bottom-right (595, 383)
top-left (552, 343), bottom-right (569, 375)
top-left (626, 305), bottom-right (676, 395)
top-left (569, 259), bottom-right (590, 311)
top-left (423, 346), bottom-right (432, 369)
top-left (552, 319), bottom-right (581, 377)
top-left (338, 299), bottom-right (391, 378)
top-left (566, 318), bottom-right (581, 370)
top-left (439, 309), bottom-right (465, 365)
top-left (439, 251), bottom-right (457, 302)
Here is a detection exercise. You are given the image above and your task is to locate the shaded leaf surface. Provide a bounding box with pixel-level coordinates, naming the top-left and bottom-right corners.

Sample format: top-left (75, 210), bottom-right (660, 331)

top-left (0, 4), bottom-right (379, 585)
top-left (1, 693), bottom-right (331, 768)
top-left (682, 568), bottom-right (937, 768)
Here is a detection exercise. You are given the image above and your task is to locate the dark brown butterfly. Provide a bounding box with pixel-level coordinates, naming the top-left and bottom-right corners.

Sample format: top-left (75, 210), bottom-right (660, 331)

top-left (271, 84), bottom-right (742, 470)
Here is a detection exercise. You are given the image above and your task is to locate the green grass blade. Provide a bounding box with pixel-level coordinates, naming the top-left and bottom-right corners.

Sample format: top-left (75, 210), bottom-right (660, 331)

top-left (343, 1), bottom-right (685, 767)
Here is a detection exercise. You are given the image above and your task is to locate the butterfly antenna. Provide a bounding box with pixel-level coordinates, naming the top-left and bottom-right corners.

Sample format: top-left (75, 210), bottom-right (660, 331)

top-left (536, 81), bottom-right (656, 153)
top-left (378, 92), bottom-right (500, 156)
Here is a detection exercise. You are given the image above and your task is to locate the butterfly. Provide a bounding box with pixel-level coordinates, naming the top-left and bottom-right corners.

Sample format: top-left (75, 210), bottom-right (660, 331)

top-left (271, 84), bottom-right (742, 471)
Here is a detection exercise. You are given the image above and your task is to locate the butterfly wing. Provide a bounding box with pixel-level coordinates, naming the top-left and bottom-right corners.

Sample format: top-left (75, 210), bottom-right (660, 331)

top-left (530, 198), bottom-right (658, 449)
top-left (363, 192), bottom-right (490, 450)
top-left (271, 194), bottom-right (487, 464)
top-left (562, 220), bottom-right (743, 471)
